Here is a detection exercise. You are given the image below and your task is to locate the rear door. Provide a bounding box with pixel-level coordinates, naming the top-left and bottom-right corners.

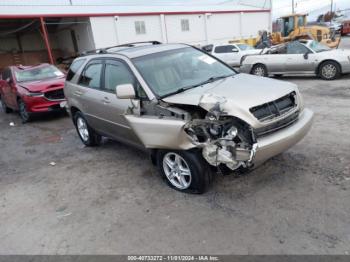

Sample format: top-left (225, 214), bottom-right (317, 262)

top-left (262, 45), bottom-right (288, 73)
top-left (74, 59), bottom-right (106, 131)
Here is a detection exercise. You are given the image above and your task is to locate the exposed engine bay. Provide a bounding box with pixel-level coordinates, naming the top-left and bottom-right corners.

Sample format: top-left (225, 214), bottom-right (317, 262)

top-left (134, 93), bottom-right (258, 171)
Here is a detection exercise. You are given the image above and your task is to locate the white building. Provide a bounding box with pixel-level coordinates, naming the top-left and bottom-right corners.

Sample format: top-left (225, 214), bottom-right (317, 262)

top-left (0, 0), bottom-right (271, 67)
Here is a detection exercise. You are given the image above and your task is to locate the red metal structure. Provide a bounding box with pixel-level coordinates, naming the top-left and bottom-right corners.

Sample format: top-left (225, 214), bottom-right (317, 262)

top-left (39, 17), bottom-right (54, 64)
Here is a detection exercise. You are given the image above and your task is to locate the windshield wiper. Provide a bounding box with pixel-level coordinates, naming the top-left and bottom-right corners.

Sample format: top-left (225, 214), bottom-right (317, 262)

top-left (160, 74), bottom-right (233, 99)
top-left (188, 74), bottom-right (234, 89)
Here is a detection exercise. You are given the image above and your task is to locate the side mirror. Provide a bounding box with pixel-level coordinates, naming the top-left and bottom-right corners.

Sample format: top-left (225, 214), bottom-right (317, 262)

top-left (232, 49), bottom-right (239, 53)
top-left (303, 53), bottom-right (309, 60)
top-left (116, 84), bottom-right (136, 99)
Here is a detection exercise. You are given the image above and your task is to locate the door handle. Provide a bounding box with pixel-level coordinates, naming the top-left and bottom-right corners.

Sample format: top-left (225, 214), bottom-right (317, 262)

top-left (74, 90), bottom-right (83, 96)
top-left (102, 97), bottom-right (110, 104)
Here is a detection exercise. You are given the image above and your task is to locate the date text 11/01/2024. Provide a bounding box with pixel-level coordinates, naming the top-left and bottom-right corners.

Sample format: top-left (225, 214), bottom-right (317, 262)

top-left (127, 255), bottom-right (220, 261)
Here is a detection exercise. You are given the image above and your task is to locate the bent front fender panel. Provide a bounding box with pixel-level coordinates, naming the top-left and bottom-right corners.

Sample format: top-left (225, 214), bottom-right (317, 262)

top-left (125, 115), bottom-right (196, 150)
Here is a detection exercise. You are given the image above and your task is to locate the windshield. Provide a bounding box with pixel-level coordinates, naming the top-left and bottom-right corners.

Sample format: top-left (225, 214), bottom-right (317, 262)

top-left (237, 44), bottom-right (254, 51)
top-left (132, 47), bottom-right (235, 98)
top-left (15, 65), bottom-right (64, 82)
top-left (308, 41), bottom-right (331, 53)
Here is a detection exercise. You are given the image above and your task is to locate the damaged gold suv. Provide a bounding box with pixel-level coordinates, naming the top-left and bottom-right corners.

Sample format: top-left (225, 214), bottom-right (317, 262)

top-left (64, 41), bottom-right (314, 193)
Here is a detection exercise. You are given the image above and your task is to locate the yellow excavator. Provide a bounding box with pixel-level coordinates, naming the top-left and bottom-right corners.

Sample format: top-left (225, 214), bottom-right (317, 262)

top-left (270, 13), bottom-right (341, 48)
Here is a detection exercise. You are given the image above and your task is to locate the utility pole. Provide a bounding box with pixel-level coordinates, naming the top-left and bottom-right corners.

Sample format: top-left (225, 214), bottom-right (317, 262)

top-left (330, 0), bottom-right (334, 25)
top-left (292, 0), bottom-right (295, 14)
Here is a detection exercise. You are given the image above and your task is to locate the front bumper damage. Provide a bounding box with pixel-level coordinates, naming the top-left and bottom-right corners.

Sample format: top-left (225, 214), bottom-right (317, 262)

top-left (184, 118), bottom-right (258, 170)
top-left (253, 108), bottom-right (314, 165)
top-left (187, 108), bottom-right (313, 170)
top-left (125, 93), bottom-right (313, 172)
top-left (183, 94), bottom-right (259, 171)
top-left (202, 141), bottom-right (258, 170)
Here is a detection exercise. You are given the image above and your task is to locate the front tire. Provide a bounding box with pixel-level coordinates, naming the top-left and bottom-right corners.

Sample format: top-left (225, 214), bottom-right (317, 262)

top-left (251, 64), bottom-right (268, 77)
top-left (319, 61), bottom-right (341, 80)
top-left (18, 99), bottom-right (31, 123)
top-left (157, 150), bottom-right (212, 194)
top-left (73, 111), bottom-right (101, 146)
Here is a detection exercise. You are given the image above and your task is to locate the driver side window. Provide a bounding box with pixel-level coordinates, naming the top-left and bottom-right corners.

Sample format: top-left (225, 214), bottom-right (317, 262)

top-left (104, 60), bottom-right (147, 99)
top-left (287, 42), bottom-right (309, 54)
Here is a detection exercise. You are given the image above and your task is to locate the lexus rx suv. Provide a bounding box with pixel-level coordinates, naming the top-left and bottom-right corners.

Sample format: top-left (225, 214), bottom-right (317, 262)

top-left (64, 41), bottom-right (314, 194)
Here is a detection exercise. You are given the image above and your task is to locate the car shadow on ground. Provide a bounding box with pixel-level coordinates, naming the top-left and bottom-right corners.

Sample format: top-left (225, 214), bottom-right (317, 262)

top-left (98, 136), bottom-right (297, 194)
top-left (29, 110), bottom-right (68, 123)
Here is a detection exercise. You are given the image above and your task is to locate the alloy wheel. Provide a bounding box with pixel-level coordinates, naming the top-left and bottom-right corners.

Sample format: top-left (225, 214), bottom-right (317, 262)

top-left (253, 66), bottom-right (266, 76)
top-left (162, 152), bottom-right (192, 190)
top-left (322, 64), bottom-right (337, 79)
top-left (77, 117), bottom-right (89, 142)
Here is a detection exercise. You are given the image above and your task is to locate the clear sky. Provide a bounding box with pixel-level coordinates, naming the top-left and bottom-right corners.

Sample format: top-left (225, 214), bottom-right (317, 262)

top-left (272, 0), bottom-right (349, 18)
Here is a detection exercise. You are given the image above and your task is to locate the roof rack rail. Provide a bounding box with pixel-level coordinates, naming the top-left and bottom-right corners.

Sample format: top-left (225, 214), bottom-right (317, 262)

top-left (80, 41), bottom-right (162, 56)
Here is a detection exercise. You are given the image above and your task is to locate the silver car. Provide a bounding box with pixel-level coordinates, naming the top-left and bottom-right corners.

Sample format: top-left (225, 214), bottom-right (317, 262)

top-left (240, 40), bottom-right (350, 80)
top-left (64, 42), bottom-right (313, 193)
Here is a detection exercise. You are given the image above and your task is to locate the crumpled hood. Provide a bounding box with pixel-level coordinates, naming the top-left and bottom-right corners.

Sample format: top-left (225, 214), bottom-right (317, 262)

top-left (18, 77), bottom-right (65, 92)
top-left (163, 73), bottom-right (297, 111)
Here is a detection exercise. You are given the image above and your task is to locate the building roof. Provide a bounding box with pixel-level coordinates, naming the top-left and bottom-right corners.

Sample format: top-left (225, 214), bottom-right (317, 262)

top-left (0, 0), bottom-right (271, 18)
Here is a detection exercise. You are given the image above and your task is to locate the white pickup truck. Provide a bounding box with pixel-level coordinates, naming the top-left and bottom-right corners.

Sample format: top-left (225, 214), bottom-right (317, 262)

top-left (202, 43), bottom-right (261, 67)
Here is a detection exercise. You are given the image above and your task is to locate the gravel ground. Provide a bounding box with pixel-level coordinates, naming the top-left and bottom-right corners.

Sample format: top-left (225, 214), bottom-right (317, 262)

top-left (0, 37), bottom-right (349, 255)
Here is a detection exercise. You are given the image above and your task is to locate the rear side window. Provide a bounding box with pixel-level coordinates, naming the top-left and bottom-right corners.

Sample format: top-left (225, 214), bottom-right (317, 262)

top-left (214, 45), bottom-right (237, 53)
top-left (214, 46), bottom-right (228, 53)
top-left (66, 59), bottom-right (86, 81)
top-left (79, 63), bottom-right (103, 89)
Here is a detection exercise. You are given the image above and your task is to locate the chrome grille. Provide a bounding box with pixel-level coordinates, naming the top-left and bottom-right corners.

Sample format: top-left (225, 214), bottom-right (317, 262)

top-left (44, 89), bottom-right (65, 100)
top-left (254, 111), bottom-right (299, 137)
top-left (250, 92), bottom-right (297, 122)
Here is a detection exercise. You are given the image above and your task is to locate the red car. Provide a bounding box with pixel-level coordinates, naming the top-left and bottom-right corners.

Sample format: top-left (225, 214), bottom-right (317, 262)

top-left (341, 20), bottom-right (350, 36)
top-left (0, 64), bottom-right (66, 123)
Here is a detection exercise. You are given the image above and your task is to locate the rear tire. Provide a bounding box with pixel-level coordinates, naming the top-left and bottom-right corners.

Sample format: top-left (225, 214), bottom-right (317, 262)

top-left (18, 98), bottom-right (31, 123)
top-left (251, 64), bottom-right (268, 77)
top-left (0, 95), bottom-right (12, 113)
top-left (73, 111), bottom-right (101, 146)
top-left (157, 149), bottom-right (212, 194)
top-left (319, 61), bottom-right (341, 80)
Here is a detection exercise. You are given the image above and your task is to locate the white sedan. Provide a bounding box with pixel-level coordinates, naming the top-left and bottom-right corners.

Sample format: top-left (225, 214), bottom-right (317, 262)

top-left (202, 43), bottom-right (261, 67)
